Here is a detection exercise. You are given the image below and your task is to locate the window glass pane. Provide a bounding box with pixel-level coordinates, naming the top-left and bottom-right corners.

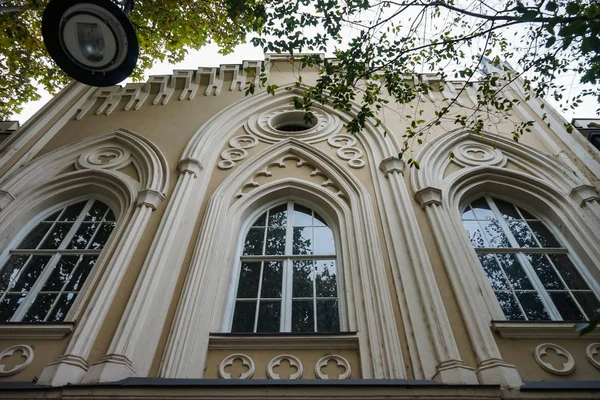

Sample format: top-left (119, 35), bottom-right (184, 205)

top-left (517, 206), bottom-right (537, 220)
top-left (267, 204), bottom-right (287, 227)
top-left (40, 223), bottom-right (72, 249)
top-left (549, 292), bottom-right (585, 320)
top-left (470, 198), bottom-right (495, 219)
top-left (515, 291), bottom-right (551, 321)
top-left (549, 254), bottom-right (589, 290)
top-left (291, 300), bottom-right (314, 332)
top-left (0, 255), bottom-right (30, 291)
top-left (67, 222), bottom-right (99, 250)
top-left (265, 227), bottom-right (286, 255)
top-left (43, 210), bottom-right (62, 222)
top-left (496, 254), bottom-right (533, 290)
top-left (315, 260), bottom-right (337, 297)
top-left (506, 220), bottom-right (537, 247)
top-left (525, 254), bottom-right (565, 290)
top-left (65, 255), bottom-right (96, 291)
top-left (105, 210), bottom-right (116, 221)
top-left (256, 300), bottom-right (281, 332)
top-left (42, 256), bottom-right (80, 291)
top-left (528, 221), bottom-right (560, 247)
top-left (236, 262), bottom-right (261, 298)
top-left (47, 292), bottom-right (77, 322)
top-left (573, 292), bottom-right (600, 320)
top-left (495, 199), bottom-right (521, 220)
top-left (17, 223), bottom-right (51, 249)
top-left (59, 202), bottom-right (86, 221)
top-left (461, 206), bottom-right (476, 220)
top-left (293, 227), bottom-right (312, 255)
top-left (22, 293), bottom-right (57, 322)
top-left (84, 202), bottom-right (108, 222)
top-left (12, 256), bottom-right (52, 292)
top-left (479, 220), bottom-right (510, 248)
top-left (314, 227), bottom-right (335, 255)
top-left (314, 212), bottom-right (327, 227)
top-left (495, 291), bottom-right (525, 320)
top-left (293, 260), bottom-right (313, 298)
top-left (462, 221), bottom-right (488, 248)
top-left (0, 294), bottom-right (26, 321)
top-left (243, 227), bottom-right (265, 255)
top-left (89, 222), bottom-right (116, 249)
top-left (317, 300), bottom-right (339, 332)
top-left (293, 204), bottom-right (313, 226)
top-left (261, 261), bottom-right (283, 298)
top-left (231, 301), bottom-right (256, 332)
top-left (477, 254), bottom-right (509, 290)
top-left (252, 212), bottom-right (267, 227)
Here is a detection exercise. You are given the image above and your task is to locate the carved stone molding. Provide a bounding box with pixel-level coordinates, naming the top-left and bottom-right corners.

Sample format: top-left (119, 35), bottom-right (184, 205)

top-left (0, 345), bottom-right (34, 376)
top-left (267, 354), bottom-right (303, 379)
top-left (218, 354), bottom-right (255, 380)
top-left (451, 140), bottom-right (506, 168)
top-left (76, 145), bottom-right (132, 171)
top-left (234, 154), bottom-right (347, 201)
top-left (218, 135), bottom-right (259, 170)
top-left (533, 343), bottom-right (575, 375)
top-left (314, 355), bottom-right (351, 380)
top-left (328, 135), bottom-right (365, 169)
top-left (379, 157), bottom-right (405, 177)
top-left (245, 105), bottom-right (341, 144)
top-left (586, 343), bottom-right (600, 370)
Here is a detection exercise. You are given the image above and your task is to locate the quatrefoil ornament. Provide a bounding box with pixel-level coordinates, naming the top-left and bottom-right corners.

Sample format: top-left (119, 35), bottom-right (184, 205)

top-left (218, 353), bottom-right (255, 379)
top-left (267, 354), bottom-right (303, 379)
top-left (533, 343), bottom-right (575, 375)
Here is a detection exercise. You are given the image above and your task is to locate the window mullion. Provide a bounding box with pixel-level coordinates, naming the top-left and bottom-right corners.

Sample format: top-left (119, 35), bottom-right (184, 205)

top-left (283, 258), bottom-right (293, 332)
top-left (253, 261), bottom-right (265, 333)
top-left (57, 199), bottom-right (94, 251)
top-left (485, 196), bottom-right (520, 248)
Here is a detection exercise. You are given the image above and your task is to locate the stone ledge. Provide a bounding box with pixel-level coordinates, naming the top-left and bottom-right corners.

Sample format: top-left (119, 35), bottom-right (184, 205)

top-left (208, 332), bottom-right (360, 350)
top-left (0, 323), bottom-right (74, 340)
top-left (492, 321), bottom-right (600, 339)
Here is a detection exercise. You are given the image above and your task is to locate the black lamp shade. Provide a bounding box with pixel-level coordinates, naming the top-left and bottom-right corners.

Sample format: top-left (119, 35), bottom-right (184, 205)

top-left (42, 0), bottom-right (138, 87)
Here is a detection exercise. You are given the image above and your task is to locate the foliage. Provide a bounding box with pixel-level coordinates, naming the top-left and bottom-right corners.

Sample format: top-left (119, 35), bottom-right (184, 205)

top-left (249, 0), bottom-right (600, 165)
top-left (576, 309), bottom-right (600, 336)
top-left (0, 0), bottom-right (266, 119)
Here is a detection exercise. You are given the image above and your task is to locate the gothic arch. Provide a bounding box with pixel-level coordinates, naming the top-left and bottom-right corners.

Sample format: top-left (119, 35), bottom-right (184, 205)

top-left (161, 139), bottom-right (405, 380)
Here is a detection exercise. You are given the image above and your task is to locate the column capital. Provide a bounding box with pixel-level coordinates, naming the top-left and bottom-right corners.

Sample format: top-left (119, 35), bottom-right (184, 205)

top-left (415, 186), bottom-right (442, 208)
top-left (379, 157), bottom-right (405, 177)
top-left (178, 157), bottom-right (203, 177)
top-left (0, 190), bottom-right (14, 211)
top-left (136, 189), bottom-right (165, 210)
top-left (569, 185), bottom-right (600, 207)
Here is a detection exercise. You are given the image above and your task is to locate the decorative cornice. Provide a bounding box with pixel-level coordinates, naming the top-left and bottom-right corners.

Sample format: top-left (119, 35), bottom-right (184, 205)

top-left (379, 157), bottom-right (405, 177)
top-left (0, 323), bottom-right (74, 340)
top-left (414, 187), bottom-right (443, 208)
top-left (493, 321), bottom-right (600, 339)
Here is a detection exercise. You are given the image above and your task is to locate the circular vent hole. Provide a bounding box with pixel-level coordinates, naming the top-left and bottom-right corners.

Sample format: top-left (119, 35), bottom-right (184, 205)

top-left (271, 111), bottom-right (317, 132)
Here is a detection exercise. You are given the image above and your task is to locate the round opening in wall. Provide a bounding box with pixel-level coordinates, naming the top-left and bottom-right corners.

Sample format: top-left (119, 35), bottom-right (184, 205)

top-left (270, 111), bottom-right (318, 132)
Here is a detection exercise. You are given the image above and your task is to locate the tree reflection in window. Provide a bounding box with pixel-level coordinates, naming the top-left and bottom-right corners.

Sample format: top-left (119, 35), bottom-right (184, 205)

top-left (0, 199), bottom-right (116, 322)
top-left (462, 196), bottom-right (599, 321)
top-left (233, 201), bottom-right (340, 333)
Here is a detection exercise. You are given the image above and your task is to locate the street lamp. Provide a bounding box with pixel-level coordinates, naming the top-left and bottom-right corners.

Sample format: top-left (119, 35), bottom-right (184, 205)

top-left (42, 0), bottom-right (138, 87)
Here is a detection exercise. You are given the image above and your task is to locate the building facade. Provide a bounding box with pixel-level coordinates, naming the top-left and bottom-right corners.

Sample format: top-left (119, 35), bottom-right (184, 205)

top-left (0, 55), bottom-right (599, 399)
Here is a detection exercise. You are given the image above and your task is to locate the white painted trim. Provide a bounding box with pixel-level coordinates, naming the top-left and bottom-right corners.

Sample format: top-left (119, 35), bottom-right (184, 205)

top-left (208, 334), bottom-right (359, 350)
top-left (0, 324), bottom-right (74, 340)
top-left (493, 322), bottom-right (600, 339)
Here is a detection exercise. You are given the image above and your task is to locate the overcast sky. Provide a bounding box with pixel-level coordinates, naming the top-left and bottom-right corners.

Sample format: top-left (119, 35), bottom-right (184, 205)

top-left (12, 41), bottom-right (599, 124)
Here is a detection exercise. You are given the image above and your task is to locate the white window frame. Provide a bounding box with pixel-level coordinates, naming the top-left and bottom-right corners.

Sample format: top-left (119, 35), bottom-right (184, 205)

top-left (462, 194), bottom-right (600, 321)
top-left (224, 199), bottom-right (345, 333)
top-left (0, 198), bottom-right (115, 322)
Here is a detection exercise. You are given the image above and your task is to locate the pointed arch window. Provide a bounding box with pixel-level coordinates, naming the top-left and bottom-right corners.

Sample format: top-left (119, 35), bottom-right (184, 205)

top-left (462, 195), bottom-right (600, 321)
top-left (0, 199), bottom-right (116, 322)
top-left (231, 201), bottom-right (340, 333)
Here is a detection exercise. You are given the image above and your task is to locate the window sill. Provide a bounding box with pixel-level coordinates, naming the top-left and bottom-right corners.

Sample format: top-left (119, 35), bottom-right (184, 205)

top-left (0, 322), bottom-right (75, 340)
top-left (492, 321), bottom-right (600, 339)
top-left (209, 332), bottom-right (359, 350)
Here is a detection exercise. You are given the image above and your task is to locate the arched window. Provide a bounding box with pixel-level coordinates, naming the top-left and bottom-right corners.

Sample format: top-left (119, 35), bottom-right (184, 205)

top-left (231, 201), bottom-right (340, 333)
top-left (462, 196), bottom-right (600, 321)
top-left (0, 199), bottom-right (116, 322)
